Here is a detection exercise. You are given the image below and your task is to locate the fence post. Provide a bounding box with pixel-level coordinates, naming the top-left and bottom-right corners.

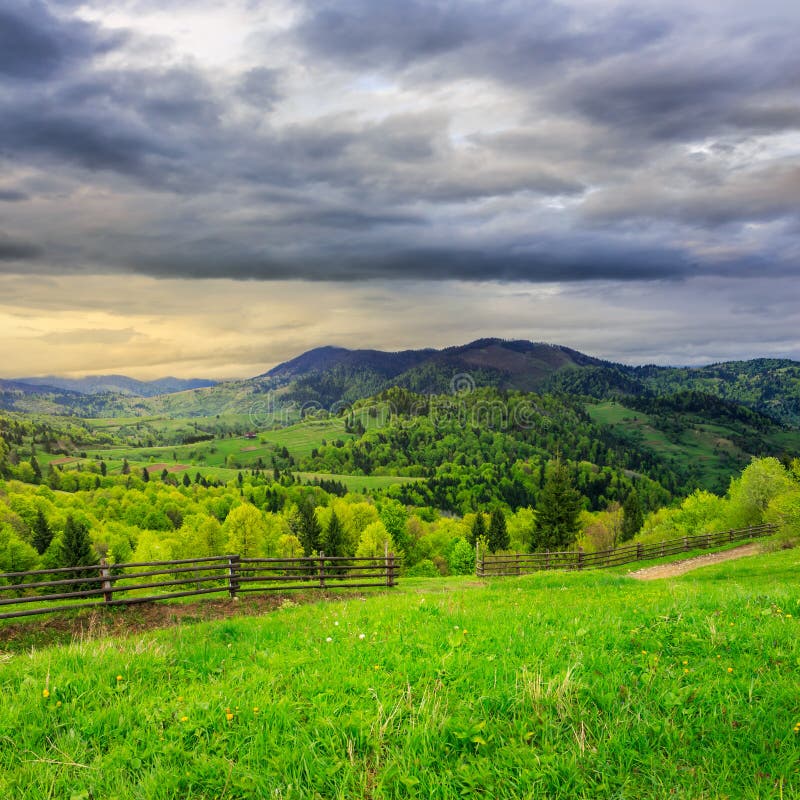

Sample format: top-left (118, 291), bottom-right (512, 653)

top-left (516, 552), bottom-right (520, 576)
top-left (705, 533), bottom-right (711, 549)
top-left (729, 529), bottom-right (734, 543)
top-left (660, 541), bottom-right (665, 557)
top-left (388, 552), bottom-right (396, 588)
top-left (475, 541), bottom-right (480, 576)
top-left (318, 550), bottom-right (326, 589)
top-left (546, 549), bottom-right (550, 570)
top-left (577, 547), bottom-right (584, 571)
top-left (227, 554), bottom-right (240, 598)
top-left (100, 558), bottom-right (113, 604)
top-left (683, 536), bottom-right (688, 552)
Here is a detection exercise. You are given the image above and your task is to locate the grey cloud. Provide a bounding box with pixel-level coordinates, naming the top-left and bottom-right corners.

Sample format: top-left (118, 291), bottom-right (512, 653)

top-left (0, 0), bottom-right (125, 80)
top-left (0, 0), bottom-right (797, 289)
top-left (0, 233), bottom-right (41, 260)
top-left (0, 190), bottom-right (28, 202)
top-left (293, 0), bottom-right (671, 81)
top-left (237, 67), bottom-right (283, 110)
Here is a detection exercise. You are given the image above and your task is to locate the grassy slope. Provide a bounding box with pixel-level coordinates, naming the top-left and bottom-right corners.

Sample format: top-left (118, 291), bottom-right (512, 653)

top-left (586, 400), bottom-right (799, 491)
top-left (2, 549), bottom-right (798, 799)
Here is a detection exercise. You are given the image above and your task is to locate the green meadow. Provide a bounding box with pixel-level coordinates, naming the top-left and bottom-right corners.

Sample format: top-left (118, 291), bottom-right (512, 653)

top-left (2, 548), bottom-right (798, 799)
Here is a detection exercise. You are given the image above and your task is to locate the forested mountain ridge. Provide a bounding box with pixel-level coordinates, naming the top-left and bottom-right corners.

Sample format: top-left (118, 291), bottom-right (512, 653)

top-left (2, 340), bottom-right (798, 427)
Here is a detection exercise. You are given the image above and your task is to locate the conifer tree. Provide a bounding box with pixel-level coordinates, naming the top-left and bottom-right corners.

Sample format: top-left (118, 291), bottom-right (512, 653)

top-left (488, 508), bottom-right (510, 552)
top-left (298, 501), bottom-right (323, 555)
top-left (534, 458), bottom-right (583, 551)
top-left (469, 512), bottom-right (486, 546)
top-left (59, 515), bottom-right (97, 585)
top-left (32, 509), bottom-right (53, 555)
top-left (621, 489), bottom-right (644, 542)
top-left (324, 510), bottom-right (345, 557)
top-left (142, 466), bottom-right (149, 482)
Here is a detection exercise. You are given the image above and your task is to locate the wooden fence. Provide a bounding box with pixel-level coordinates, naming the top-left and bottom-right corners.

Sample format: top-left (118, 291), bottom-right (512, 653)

top-left (477, 523), bottom-right (777, 577)
top-left (0, 551), bottom-right (398, 621)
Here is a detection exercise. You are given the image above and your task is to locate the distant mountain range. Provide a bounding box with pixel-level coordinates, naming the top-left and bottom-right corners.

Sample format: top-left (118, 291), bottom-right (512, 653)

top-left (1, 339), bottom-right (799, 425)
top-left (12, 375), bottom-right (217, 397)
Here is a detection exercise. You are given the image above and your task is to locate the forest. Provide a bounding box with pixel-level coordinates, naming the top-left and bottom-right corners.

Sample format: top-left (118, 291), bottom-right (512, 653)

top-left (2, 392), bottom-right (799, 581)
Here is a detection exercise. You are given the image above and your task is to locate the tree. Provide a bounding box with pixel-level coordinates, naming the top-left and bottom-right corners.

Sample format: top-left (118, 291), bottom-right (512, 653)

top-left (100, 460), bottom-right (107, 477)
top-left (534, 459), bottom-right (582, 550)
top-left (324, 509), bottom-right (347, 577)
top-left (59, 515), bottom-right (97, 581)
top-left (30, 456), bottom-right (42, 484)
top-left (298, 501), bottom-right (323, 555)
top-left (324, 510), bottom-right (346, 557)
top-left (142, 466), bottom-right (150, 482)
top-left (469, 512), bottom-right (486, 546)
top-left (621, 490), bottom-right (643, 542)
top-left (223, 504), bottom-right (266, 557)
top-left (121, 458), bottom-right (130, 475)
top-left (487, 508), bottom-right (510, 552)
top-left (448, 537), bottom-right (476, 575)
top-left (32, 509), bottom-right (53, 555)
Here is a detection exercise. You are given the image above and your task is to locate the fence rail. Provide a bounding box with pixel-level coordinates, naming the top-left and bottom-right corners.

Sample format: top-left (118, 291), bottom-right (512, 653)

top-left (477, 524), bottom-right (777, 577)
top-left (0, 551), bottom-right (398, 621)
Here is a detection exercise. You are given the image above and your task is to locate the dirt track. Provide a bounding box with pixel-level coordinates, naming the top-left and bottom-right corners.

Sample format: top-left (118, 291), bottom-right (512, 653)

top-left (628, 542), bottom-right (763, 580)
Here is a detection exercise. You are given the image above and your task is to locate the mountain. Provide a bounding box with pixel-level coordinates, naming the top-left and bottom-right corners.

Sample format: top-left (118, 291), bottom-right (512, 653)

top-left (2, 340), bottom-right (798, 427)
top-left (16, 375), bottom-right (217, 397)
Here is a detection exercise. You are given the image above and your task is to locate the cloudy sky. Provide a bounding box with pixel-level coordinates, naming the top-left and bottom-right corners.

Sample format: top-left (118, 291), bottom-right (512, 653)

top-left (1, 0), bottom-right (799, 378)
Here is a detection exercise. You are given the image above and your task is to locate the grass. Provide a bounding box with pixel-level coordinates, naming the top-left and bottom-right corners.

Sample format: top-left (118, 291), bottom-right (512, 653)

top-left (2, 548), bottom-right (799, 798)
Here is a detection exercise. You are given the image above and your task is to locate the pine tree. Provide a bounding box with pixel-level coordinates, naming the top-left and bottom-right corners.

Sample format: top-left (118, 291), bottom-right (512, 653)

top-left (100, 461), bottom-right (107, 477)
top-left (121, 458), bottom-right (130, 475)
top-left (621, 489), bottom-right (644, 542)
top-left (488, 508), bottom-right (510, 552)
top-left (324, 510), bottom-right (345, 557)
top-left (298, 501), bottom-right (323, 555)
top-left (534, 459), bottom-right (583, 551)
top-left (32, 509), bottom-right (53, 555)
top-left (59, 515), bottom-right (97, 586)
top-left (469, 512), bottom-right (486, 546)
top-left (30, 456), bottom-right (42, 484)
top-left (142, 466), bottom-right (149, 482)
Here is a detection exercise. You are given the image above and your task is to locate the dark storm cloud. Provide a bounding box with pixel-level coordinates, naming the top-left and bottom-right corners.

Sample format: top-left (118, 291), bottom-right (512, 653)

top-left (0, 233), bottom-right (41, 260)
top-left (0, 0), bottom-right (125, 80)
top-left (293, 0), bottom-right (671, 79)
top-left (0, 190), bottom-right (28, 202)
top-left (0, 0), bottom-right (798, 286)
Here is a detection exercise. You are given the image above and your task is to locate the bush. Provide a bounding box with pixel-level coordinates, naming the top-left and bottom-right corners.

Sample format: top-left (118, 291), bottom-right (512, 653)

top-left (448, 538), bottom-right (476, 576)
top-left (405, 559), bottom-right (439, 578)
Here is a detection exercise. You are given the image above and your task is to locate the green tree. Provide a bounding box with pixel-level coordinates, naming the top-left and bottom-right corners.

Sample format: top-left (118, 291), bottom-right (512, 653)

top-left (58, 515), bottom-right (97, 584)
top-left (121, 458), bottom-right (130, 475)
top-left (621, 490), bottom-right (643, 542)
top-left (142, 467), bottom-right (150, 482)
top-left (534, 459), bottom-right (582, 550)
top-left (32, 509), bottom-right (53, 555)
top-left (487, 508), bottom-right (509, 552)
top-left (469, 512), bottom-right (486, 546)
top-left (298, 501), bottom-right (323, 555)
top-left (224, 504), bottom-right (266, 557)
top-left (324, 510), bottom-right (346, 557)
top-left (448, 537), bottom-right (476, 575)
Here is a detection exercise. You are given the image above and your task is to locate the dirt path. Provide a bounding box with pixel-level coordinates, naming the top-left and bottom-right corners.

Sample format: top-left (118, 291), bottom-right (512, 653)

top-left (628, 542), bottom-right (763, 580)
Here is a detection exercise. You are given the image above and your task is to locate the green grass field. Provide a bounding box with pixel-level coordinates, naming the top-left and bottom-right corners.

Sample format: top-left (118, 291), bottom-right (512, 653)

top-left (2, 548), bottom-right (798, 798)
top-left (82, 419), bottom-right (355, 468)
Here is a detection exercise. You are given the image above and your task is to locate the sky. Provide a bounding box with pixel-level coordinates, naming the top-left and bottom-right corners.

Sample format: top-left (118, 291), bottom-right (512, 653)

top-left (1, 0), bottom-right (799, 379)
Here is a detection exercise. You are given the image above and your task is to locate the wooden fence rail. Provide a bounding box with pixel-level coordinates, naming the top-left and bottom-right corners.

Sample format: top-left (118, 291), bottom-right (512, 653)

top-left (477, 524), bottom-right (777, 577)
top-left (0, 551), bottom-right (398, 621)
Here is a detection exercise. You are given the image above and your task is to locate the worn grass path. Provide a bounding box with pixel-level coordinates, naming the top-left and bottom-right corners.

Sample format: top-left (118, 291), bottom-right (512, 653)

top-left (628, 542), bottom-right (764, 580)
